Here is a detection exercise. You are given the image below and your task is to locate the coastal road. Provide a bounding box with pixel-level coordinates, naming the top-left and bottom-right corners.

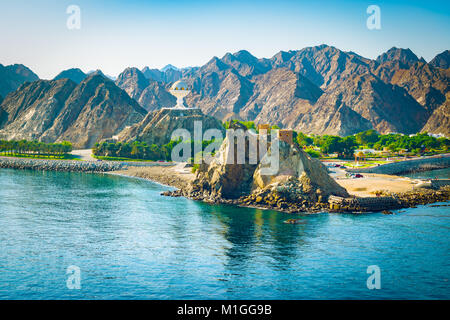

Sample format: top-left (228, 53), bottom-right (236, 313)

top-left (70, 149), bottom-right (96, 161)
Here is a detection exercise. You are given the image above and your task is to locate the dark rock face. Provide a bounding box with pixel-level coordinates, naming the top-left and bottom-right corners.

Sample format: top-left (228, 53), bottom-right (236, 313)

top-left (0, 74), bottom-right (147, 148)
top-left (430, 50), bottom-right (450, 69)
top-left (0, 63), bottom-right (39, 97)
top-left (117, 108), bottom-right (225, 146)
top-left (421, 98), bottom-right (450, 136)
top-left (53, 68), bottom-right (87, 84)
top-left (389, 62), bottom-right (449, 112)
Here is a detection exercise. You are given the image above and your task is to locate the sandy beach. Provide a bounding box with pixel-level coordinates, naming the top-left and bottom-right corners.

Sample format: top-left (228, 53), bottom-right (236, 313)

top-left (111, 164), bottom-right (195, 190)
top-left (336, 173), bottom-right (418, 197)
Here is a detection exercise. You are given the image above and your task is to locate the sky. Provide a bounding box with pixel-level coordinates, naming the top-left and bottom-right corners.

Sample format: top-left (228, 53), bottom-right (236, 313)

top-left (1, 0), bottom-right (449, 79)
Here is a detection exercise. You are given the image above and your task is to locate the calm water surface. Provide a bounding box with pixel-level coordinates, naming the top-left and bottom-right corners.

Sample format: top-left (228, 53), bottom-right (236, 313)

top-left (0, 168), bottom-right (449, 299)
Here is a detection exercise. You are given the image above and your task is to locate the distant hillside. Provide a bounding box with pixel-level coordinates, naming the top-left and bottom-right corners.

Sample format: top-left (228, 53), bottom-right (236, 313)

top-left (430, 50), bottom-right (450, 69)
top-left (115, 67), bottom-right (176, 111)
top-left (0, 64), bottom-right (39, 97)
top-left (53, 68), bottom-right (87, 84)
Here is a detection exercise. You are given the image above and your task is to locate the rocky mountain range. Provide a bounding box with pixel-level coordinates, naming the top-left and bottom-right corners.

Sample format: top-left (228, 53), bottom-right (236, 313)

top-left (113, 45), bottom-right (449, 136)
top-left (0, 74), bottom-right (146, 148)
top-left (0, 44), bottom-right (448, 145)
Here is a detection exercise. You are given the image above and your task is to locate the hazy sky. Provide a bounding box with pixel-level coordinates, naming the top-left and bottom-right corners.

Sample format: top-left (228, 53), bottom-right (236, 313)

top-left (1, 0), bottom-right (449, 79)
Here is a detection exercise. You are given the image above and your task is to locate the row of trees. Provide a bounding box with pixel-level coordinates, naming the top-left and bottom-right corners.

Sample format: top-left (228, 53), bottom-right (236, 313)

top-left (93, 141), bottom-right (176, 161)
top-left (223, 120), bottom-right (280, 131)
top-left (93, 123), bottom-right (449, 161)
top-left (93, 139), bottom-right (219, 161)
top-left (0, 139), bottom-right (72, 156)
top-left (221, 121), bottom-right (449, 158)
top-left (296, 130), bottom-right (449, 158)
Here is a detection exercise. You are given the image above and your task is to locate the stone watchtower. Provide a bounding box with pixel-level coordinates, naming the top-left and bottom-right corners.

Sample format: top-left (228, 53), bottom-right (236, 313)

top-left (278, 129), bottom-right (294, 145)
top-left (257, 124), bottom-right (271, 133)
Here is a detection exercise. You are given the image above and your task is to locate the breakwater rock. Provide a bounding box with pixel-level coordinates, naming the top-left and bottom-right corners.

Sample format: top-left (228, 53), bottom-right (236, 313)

top-left (0, 157), bottom-right (124, 172)
top-left (327, 186), bottom-right (450, 213)
top-left (347, 155), bottom-right (450, 175)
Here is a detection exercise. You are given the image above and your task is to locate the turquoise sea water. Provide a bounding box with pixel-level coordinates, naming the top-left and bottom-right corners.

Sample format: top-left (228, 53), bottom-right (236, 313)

top-left (0, 168), bottom-right (449, 300)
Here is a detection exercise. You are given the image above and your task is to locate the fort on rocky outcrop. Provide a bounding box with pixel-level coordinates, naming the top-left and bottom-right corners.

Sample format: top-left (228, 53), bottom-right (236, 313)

top-left (163, 123), bottom-right (450, 213)
top-left (168, 125), bottom-right (350, 213)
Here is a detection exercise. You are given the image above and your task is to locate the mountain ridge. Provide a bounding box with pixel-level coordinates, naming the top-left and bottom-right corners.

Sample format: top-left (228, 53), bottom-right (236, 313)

top-left (1, 44), bottom-right (449, 142)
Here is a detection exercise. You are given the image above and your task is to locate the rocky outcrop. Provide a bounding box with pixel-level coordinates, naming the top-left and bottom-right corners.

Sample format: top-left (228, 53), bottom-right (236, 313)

top-left (0, 63), bottom-right (39, 97)
top-left (53, 68), bottom-right (87, 84)
top-left (241, 140), bottom-right (349, 212)
top-left (117, 107), bottom-right (225, 146)
top-left (181, 131), bottom-right (348, 213)
top-left (0, 74), bottom-right (147, 148)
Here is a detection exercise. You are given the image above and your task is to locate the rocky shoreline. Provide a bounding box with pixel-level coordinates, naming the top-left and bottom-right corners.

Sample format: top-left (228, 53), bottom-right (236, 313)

top-left (163, 185), bottom-right (450, 214)
top-left (2, 155), bottom-right (449, 215)
top-left (0, 156), bottom-right (124, 172)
